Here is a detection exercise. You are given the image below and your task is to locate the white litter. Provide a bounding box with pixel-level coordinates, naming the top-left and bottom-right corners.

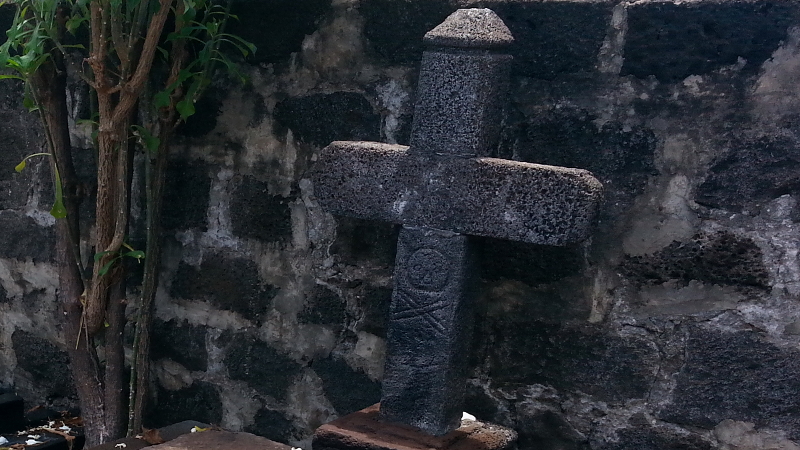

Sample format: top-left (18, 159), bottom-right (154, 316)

top-left (461, 412), bottom-right (476, 421)
top-left (0, 436), bottom-right (8, 445)
top-left (115, 443), bottom-right (127, 448)
top-left (26, 439), bottom-right (44, 445)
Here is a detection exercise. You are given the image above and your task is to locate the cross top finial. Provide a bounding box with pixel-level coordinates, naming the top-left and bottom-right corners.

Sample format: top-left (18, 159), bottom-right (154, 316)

top-left (423, 8), bottom-right (514, 49)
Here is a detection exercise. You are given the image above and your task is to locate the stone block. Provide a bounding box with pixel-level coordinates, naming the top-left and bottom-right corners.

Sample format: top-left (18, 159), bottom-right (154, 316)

top-left (658, 328), bottom-right (800, 440)
top-left (162, 159), bottom-right (211, 231)
top-left (298, 285), bottom-right (347, 326)
top-left (0, 211), bottom-right (55, 262)
top-left (170, 255), bottom-right (278, 323)
top-left (244, 408), bottom-right (296, 442)
top-left (149, 430), bottom-right (292, 450)
top-left (311, 142), bottom-right (603, 246)
top-left (11, 330), bottom-right (74, 401)
top-left (313, 356), bottom-right (382, 417)
top-left (151, 319), bottom-right (208, 372)
top-left (146, 382), bottom-right (222, 429)
top-left (380, 227), bottom-right (476, 435)
top-left (274, 92), bottom-right (381, 147)
top-left (623, 0), bottom-right (800, 82)
top-left (312, 404), bottom-right (517, 450)
top-left (224, 335), bottom-right (302, 400)
top-left (230, 176), bottom-right (293, 242)
top-left (596, 425), bottom-right (713, 450)
top-left (0, 392), bottom-right (24, 433)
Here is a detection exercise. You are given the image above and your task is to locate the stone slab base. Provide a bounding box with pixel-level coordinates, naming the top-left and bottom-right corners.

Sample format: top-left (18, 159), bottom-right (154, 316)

top-left (148, 430), bottom-right (293, 450)
top-left (312, 404), bottom-right (517, 450)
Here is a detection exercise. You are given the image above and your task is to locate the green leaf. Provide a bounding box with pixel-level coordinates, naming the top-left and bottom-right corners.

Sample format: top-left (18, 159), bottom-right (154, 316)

top-left (65, 14), bottom-right (84, 34)
top-left (124, 250), bottom-right (146, 260)
top-left (98, 257), bottom-right (118, 276)
top-left (14, 160), bottom-right (26, 172)
top-left (50, 166), bottom-right (67, 219)
top-left (94, 250), bottom-right (115, 262)
top-left (153, 90), bottom-right (171, 109)
top-left (0, 74), bottom-right (25, 81)
top-left (176, 98), bottom-right (195, 121)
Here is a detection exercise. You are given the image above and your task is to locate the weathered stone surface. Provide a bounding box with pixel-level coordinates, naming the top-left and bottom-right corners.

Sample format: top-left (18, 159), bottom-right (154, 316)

top-left (312, 356), bottom-right (381, 416)
top-left (0, 211), bottom-right (55, 262)
top-left (696, 135), bottom-right (800, 212)
top-left (487, 323), bottom-right (657, 403)
top-left (381, 228), bottom-right (476, 434)
top-left (476, 237), bottom-right (584, 286)
top-left (146, 382), bottom-right (223, 428)
top-left (151, 319), bottom-right (208, 372)
top-left (149, 430), bottom-right (292, 450)
top-left (230, 176), bottom-right (293, 242)
top-left (224, 334), bottom-right (302, 400)
top-left (358, 286), bottom-right (393, 338)
top-left (311, 142), bottom-right (603, 246)
top-left (11, 330), bottom-right (74, 402)
top-left (162, 159), bottom-right (211, 231)
top-left (659, 328), bottom-right (800, 440)
top-left (313, 404), bottom-right (517, 450)
top-left (623, 1), bottom-right (800, 82)
top-left (595, 425), bottom-right (713, 450)
top-left (330, 217), bottom-right (399, 266)
top-left (620, 231), bottom-right (769, 289)
top-left (360, 0), bottom-right (453, 65)
top-left (273, 92), bottom-right (381, 147)
top-left (409, 51), bottom-right (511, 157)
top-left (423, 8), bottom-right (513, 49)
top-left (298, 285), bottom-right (347, 326)
top-left (245, 407), bottom-right (296, 442)
top-left (171, 254), bottom-right (278, 323)
top-left (228, 0), bottom-right (332, 65)
top-left (517, 408), bottom-right (588, 450)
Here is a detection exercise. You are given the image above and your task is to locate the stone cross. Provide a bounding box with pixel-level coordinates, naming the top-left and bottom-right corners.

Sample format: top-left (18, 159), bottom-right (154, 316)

top-left (310, 9), bottom-right (602, 437)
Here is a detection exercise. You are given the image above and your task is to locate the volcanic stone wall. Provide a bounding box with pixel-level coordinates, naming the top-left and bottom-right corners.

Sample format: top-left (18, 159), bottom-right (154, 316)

top-left (2, 0), bottom-right (800, 449)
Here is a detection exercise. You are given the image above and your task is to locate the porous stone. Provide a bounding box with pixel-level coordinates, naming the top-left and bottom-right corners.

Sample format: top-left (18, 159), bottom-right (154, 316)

top-left (161, 159), bottom-right (212, 231)
top-left (148, 430), bottom-right (292, 450)
top-left (273, 92), bottom-right (381, 147)
top-left (312, 356), bottom-right (382, 416)
top-left (380, 228), bottom-right (477, 434)
top-left (229, 176), bottom-right (293, 242)
top-left (595, 425), bottom-right (713, 450)
top-left (623, 0), bottom-right (800, 82)
top-left (311, 142), bottom-right (603, 246)
top-left (11, 330), bottom-right (74, 402)
top-left (224, 334), bottom-right (302, 401)
top-left (312, 404), bottom-right (517, 450)
top-left (659, 327), bottom-right (800, 440)
top-left (0, 211), bottom-right (55, 262)
top-left (298, 285), bottom-right (347, 326)
top-left (423, 9), bottom-right (513, 49)
top-left (244, 407), bottom-right (297, 442)
top-left (151, 319), bottom-right (208, 372)
top-left (146, 382), bottom-right (223, 428)
top-left (170, 254), bottom-right (278, 323)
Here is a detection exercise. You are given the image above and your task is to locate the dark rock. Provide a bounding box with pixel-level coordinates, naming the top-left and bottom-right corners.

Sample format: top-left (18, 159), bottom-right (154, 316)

top-left (0, 211), bottom-right (55, 262)
top-left (312, 356), bottom-right (381, 416)
top-left (620, 231), bottom-right (770, 289)
top-left (273, 92), bottom-right (381, 147)
top-left (177, 90), bottom-right (224, 138)
top-left (162, 159), bottom-right (211, 231)
top-left (298, 285), bottom-right (346, 326)
top-left (505, 107), bottom-right (658, 222)
top-left (597, 425), bottom-right (712, 450)
top-left (490, 1), bottom-right (614, 80)
top-left (463, 383), bottom-right (498, 423)
top-left (244, 407), bottom-right (296, 442)
top-left (623, 1), bottom-right (800, 82)
top-left (11, 330), bottom-right (74, 401)
top-left (487, 323), bottom-right (657, 403)
top-left (0, 282), bottom-right (8, 303)
top-left (0, 393), bottom-right (24, 433)
top-left (477, 238), bottom-right (584, 286)
top-left (696, 135), bottom-right (800, 212)
top-left (224, 334), bottom-right (302, 400)
top-left (517, 409), bottom-right (589, 450)
top-left (146, 381), bottom-right (223, 428)
top-left (358, 285), bottom-right (392, 338)
top-left (0, 80), bottom-right (44, 211)
top-left (659, 328), bottom-right (800, 440)
top-left (229, 176), bottom-right (293, 242)
top-left (171, 254), bottom-right (278, 323)
top-left (360, 0), bottom-right (454, 65)
top-left (151, 319), bottom-right (208, 372)
top-left (330, 217), bottom-right (399, 266)
top-left (310, 142), bottom-right (603, 246)
top-left (228, 0), bottom-right (331, 65)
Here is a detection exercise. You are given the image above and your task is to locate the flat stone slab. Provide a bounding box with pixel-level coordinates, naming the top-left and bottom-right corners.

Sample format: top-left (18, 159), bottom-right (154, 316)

top-left (147, 430), bottom-right (292, 450)
top-left (311, 141), bottom-right (603, 246)
top-left (312, 404), bottom-right (517, 450)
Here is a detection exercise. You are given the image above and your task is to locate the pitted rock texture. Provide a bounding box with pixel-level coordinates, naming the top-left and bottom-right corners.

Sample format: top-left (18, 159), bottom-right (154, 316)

top-left (273, 92), bottom-right (381, 147)
top-left (311, 142), bottom-right (603, 246)
top-left (11, 331), bottom-right (73, 402)
top-left (0, 212), bottom-right (54, 262)
top-left (312, 356), bottom-right (381, 417)
top-left (170, 255), bottom-right (278, 323)
top-left (161, 159), bottom-right (212, 231)
top-left (145, 381), bottom-right (223, 429)
top-left (620, 231), bottom-right (769, 289)
top-left (230, 176), bottom-right (293, 242)
top-left (423, 8), bottom-right (514, 49)
top-left (659, 328), bottom-right (800, 440)
top-left (596, 425), bottom-right (713, 450)
top-left (244, 408), bottom-right (297, 443)
top-left (623, 1), bottom-right (800, 82)
top-left (224, 334), bottom-right (302, 401)
top-left (298, 285), bottom-right (347, 326)
top-left (151, 319), bottom-right (208, 372)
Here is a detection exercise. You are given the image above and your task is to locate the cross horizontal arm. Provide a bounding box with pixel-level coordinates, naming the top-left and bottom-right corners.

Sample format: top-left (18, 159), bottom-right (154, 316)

top-left (310, 141), bottom-right (603, 246)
